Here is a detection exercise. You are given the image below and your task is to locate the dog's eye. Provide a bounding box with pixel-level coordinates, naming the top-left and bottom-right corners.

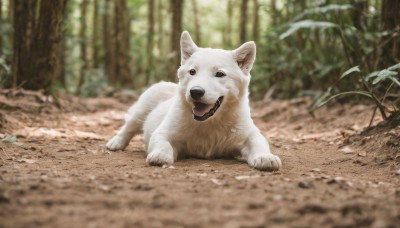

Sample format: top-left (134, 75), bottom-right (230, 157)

top-left (215, 71), bottom-right (226, 78)
top-left (189, 69), bottom-right (196, 75)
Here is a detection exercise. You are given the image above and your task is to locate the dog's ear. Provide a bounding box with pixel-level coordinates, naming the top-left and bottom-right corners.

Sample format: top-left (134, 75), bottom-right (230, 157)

top-left (232, 41), bottom-right (256, 75)
top-left (180, 31), bottom-right (199, 65)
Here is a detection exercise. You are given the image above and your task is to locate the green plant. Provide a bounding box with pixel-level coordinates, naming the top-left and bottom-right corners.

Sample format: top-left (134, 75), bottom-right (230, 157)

top-left (310, 63), bottom-right (400, 125)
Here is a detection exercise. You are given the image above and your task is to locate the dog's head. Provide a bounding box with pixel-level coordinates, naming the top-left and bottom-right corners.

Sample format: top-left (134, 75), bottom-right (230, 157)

top-left (177, 31), bottom-right (256, 122)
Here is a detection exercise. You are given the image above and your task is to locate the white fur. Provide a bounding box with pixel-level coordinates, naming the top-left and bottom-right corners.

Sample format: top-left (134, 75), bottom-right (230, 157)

top-left (106, 31), bottom-right (282, 171)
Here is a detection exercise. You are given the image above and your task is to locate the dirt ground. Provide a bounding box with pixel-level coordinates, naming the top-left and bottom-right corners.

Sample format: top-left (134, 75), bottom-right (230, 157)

top-left (0, 89), bottom-right (399, 228)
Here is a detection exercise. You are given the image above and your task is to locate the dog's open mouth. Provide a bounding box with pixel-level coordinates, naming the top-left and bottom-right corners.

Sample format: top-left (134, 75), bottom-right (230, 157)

top-left (192, 97), bottom-right (224, 121)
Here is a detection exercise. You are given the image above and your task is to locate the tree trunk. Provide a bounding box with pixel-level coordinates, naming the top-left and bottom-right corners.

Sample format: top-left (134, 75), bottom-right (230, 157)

top-left (270, 0), bottom-right (278, 26)
top-left (114, 0), bottom-right (132, 87)
top-left (59, 1), bottom-right (71, 89)
top-left (239, 0), bottom-right (248, 43)
top-left (156, 0), bottom-right (164, 57)
top-left (146, 0), bottom-right (155, 85)
top-left (77, 0), bottom-right (89, 94)
top-left (12, 0), bottom-right (37, 88)
top-left (103, 0), bottom-right (116, 85)
top-left (28, 0), bottom-right (67, 93)
top-left (0, 0), bottom-right (2, 55)
top-left (224, 0), bottom-right (233, 47)
top-left (351, 0), bottom-right (368, 31)
top-left (191, 0), bottom-right (201, 46)
top-left (252, 0), bottom-right (259, 43)
top-left (8, 0), bottom-right (13, 52)
top-left (92, 0), bottom-right (100, 68)
top-left (170, 0), bottom-right (183, 81)
top-left (380, 0), bottom-right (400, 67)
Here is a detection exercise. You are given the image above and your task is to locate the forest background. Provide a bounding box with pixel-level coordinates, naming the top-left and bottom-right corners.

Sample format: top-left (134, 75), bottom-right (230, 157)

top-left (0, 0), bottom-right (399, 115)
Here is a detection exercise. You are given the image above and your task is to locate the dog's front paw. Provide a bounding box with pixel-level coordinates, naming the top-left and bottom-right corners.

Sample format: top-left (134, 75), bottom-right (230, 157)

top-left (146, 150), bottom-right (174, 166)
top-left (248, 153), bottom-right (282, 171)
top-left (106, 135), bottom-right (130, 151)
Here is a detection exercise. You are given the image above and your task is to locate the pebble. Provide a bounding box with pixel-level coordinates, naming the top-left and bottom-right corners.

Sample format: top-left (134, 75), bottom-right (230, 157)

top-left (298, 181), bottom-right (313, 189)
top-left (338, 146), bottom-right (353, 154)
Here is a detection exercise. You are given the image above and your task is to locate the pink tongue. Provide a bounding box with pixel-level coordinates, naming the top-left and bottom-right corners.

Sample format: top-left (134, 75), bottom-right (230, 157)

top-left (193, 103), bottom-right (213, 117)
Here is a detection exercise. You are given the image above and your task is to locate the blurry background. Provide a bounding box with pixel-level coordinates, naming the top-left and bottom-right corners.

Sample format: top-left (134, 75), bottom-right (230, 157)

top-left (0, 0), bottom-right (398, 100)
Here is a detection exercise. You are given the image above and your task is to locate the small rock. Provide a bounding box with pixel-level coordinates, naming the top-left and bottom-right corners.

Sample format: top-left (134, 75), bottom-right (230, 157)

top-left (395, 169), bottom-right (400, 176)
top-left (298, 181), bottom-right (313, 189)
top-left (40, 175), bottom-right (48, 182)
top-left (17, 159), bottom-right (36, 164)
top-left (235, 175), bottom-right (260, 180)
top-left (358, 151), bottom-right (367, 157)
top-left (99, 185), bottom-right (110, 192)
top-left (272, 194), bottom-right (284, 201)
top-left (211, 178), bottom-right (223, 186)
top-left (338, 146), bottom-right (353, 154)
top-left (247, 203), bottom-right (265, 209)
top-left (311, 168), bottom-right (321, 172)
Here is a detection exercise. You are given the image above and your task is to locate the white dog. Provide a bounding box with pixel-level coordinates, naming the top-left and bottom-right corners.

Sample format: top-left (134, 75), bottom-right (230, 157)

top-left (106, 31), bottom-right (281, 171)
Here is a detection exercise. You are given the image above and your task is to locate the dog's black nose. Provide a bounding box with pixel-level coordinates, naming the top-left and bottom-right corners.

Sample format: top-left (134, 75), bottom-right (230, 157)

top-left (190, 86), bottom-right (205, 100)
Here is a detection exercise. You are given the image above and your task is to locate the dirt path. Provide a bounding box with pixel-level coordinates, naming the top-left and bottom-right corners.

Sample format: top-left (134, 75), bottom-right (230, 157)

top-left (0, 93), bottom-right (399, 228)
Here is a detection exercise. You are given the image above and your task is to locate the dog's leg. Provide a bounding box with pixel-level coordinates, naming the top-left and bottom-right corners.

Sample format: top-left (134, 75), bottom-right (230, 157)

top-left (241, 130), bottom-right (282, 171)
top-left (106, 105), bottom-right (145, 150)
top-left (106, 82), bottom-right (177, 151)
top-left (146, 132), bottom-right (176, 166)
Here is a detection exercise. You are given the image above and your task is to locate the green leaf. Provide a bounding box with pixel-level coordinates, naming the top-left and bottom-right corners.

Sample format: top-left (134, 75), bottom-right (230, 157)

top-left (388, 76), bottom-right (400, 87)
top-left (293, 4), bottom-right (353, 21)
top-left (340, 66), bottom-right (361, 80)
top-left (388, 63), bottom-right (400, 71)
top-left (364, 71), bottom-right (379, 82)
top-left (311, 91), bottom-right (372, 111)
top-left (1, 136), bottom-right (17, 143)
top-left (13, 142), bottom-right (30, 150)
top-left (372, 69), bottom-right (398, 84)
top-left (280, 20), bottom-right (338, 40)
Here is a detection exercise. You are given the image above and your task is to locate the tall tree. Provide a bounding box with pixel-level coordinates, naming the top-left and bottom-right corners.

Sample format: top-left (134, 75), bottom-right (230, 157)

top-left (59, 1), bottom-right (71, 89)
top-left (191, 0), bottom-right (201, 46)
top-left (270, 0), bottom-right (278, 26)
top-left (224, 0), bottom-right (233, 48)
top-left (239, 0), bottom-right (248, 43)
top-left (13, 0), bottom-right (68, 92)
top-left (77, 0), bottom-right (89, 94)
top-left (170, 0), bottom-right (183, 81)
top-left (252, 0), bottom-right (259, 43)
top-left (0, 0), bottom-right (3, 55)
top-left (156, 0), bottom-right (164, 57)
top-left (380, 0), bottom-right (400, 67)
top-left (146, 0), bottom-right (155, 85)
top-left (103, 0), bottom-right (116, 85)
top-left (114, 0), bottom-right (132, 87)
top-left (92, 0), bottom-right (100, 68)
top-left (12, 0), bottom-right (37, 88)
